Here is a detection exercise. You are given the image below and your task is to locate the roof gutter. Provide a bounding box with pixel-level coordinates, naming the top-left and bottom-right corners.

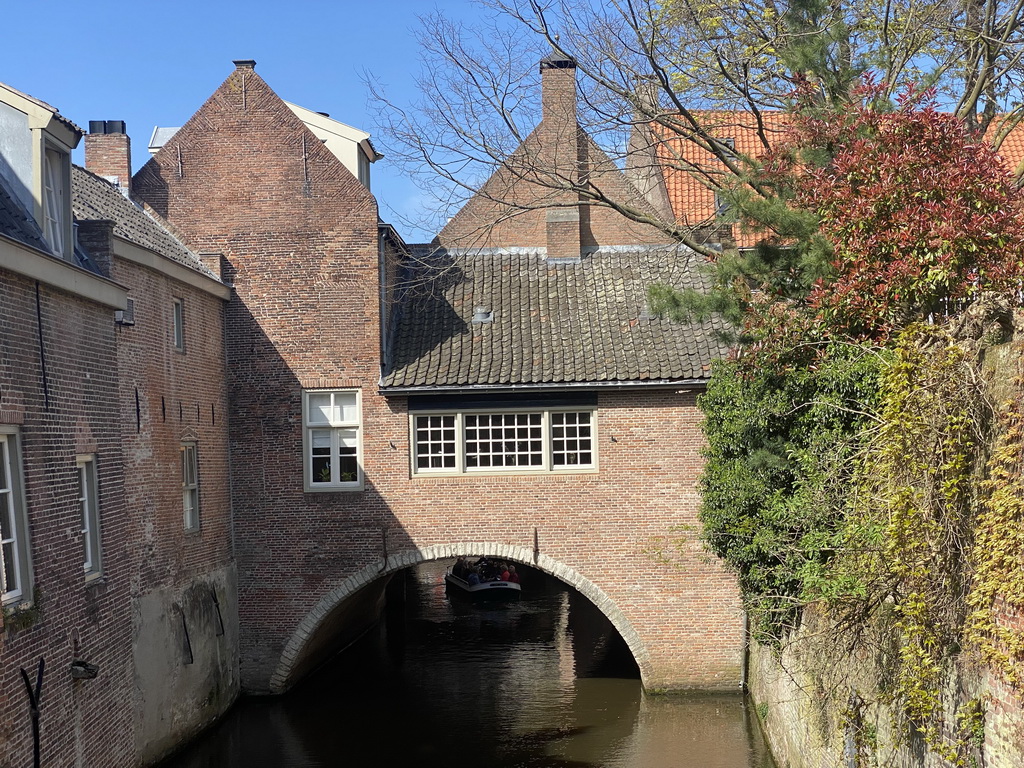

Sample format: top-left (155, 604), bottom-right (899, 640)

top-left (378, 378), bottom-right (708, 396)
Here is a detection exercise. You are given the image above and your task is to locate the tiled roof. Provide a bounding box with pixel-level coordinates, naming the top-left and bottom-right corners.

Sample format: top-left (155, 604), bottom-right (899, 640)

top-left (382, 246), bottom-right (729, 389)
top-left (0, 81), bottom-right (82, 135)
top-left (658, 111), bottom-right (1024, 249)
top-left (71, 166), bottom-right (218, 279)
top-left (657, 111), bottom-right (791, 249)
top-left (0, 173), bottom-right (50, 253)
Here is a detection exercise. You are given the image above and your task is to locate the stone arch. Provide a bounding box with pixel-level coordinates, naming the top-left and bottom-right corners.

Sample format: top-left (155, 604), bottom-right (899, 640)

top-left (268, 542), bottom-right (651, 693)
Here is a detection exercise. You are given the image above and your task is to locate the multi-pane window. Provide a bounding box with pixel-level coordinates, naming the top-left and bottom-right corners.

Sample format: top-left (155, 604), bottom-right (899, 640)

top-left (414, 414), bottom-right (456, 470)
top-left (465, 413), bottom-right (543, 468)
top-left (413, 410), bottom-right (595, 475)
top-left (78, 456), bottom-right (101, 577)
top-left (181, 442), bottom-right (199, 530)
top-left (551, 412), bottom-right (593, 467)
top-left (172, 298), bottom-right (185, 351)
top-left (42, 146), bottom-right (67, 257)
top-left (0, 430), bottom-right (30, 604)
top-left (304, 390), bottom-right (362, 490)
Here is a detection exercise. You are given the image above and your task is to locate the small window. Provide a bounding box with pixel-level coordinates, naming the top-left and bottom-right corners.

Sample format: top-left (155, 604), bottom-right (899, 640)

top-left (714, 190), bottom-right (732, 219)
top-left (0, 429), bottom-right (31, 604)
top-left (42, 146), bottom-right (68, 257)
top-left (357, 150), bottom-right (371, 189)
top-left (172, 299), bottom-right (185, 351)
top-left (181, 442), bottom-right (199, 530)
top-left (78, 456), bottom-right (101, 577)
top-left (412, 409), bottom-right (596, 475)
top-left (304, 390), bottom-right (362, 491)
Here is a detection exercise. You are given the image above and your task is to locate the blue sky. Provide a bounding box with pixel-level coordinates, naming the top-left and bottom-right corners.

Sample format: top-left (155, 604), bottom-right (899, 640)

top-left (0, 0), bottom-right (491, 242)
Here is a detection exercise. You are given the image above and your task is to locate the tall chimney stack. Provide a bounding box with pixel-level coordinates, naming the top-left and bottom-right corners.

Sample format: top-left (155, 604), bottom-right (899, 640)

top-left (85, 120), bottom-right (132, 195)
top-left (539, 49), bottom-right (581, 260)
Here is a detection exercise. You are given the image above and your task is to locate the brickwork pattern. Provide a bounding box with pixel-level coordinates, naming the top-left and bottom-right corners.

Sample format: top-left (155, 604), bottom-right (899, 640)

top-left (0, 269), bottom-right (134, 768)
top-left (132, 62), bottom-right (744, 698)
top-left (84, 132), bottom-right (132, 191)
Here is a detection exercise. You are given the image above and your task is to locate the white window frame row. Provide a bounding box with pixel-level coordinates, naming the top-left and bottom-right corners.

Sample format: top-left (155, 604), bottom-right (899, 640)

top-left (182, 441), bottom-right (200, 530)
top-left (303, 390), bottom-right (363, 492)
top-left (78, 455), bottom-right (101, 578)
top-left (411, 408), bottom-right (597, 476)
top-left (0, 428), bottom-right (31, 604)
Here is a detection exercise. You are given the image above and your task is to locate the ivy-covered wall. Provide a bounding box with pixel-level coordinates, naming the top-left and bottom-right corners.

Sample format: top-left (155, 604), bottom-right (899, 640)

top-left (739, 310), bottom-right (1024, 768)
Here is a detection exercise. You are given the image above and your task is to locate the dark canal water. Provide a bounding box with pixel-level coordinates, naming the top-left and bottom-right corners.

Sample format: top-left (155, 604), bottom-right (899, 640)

top-left (161, 562), bottom-right (775, 768)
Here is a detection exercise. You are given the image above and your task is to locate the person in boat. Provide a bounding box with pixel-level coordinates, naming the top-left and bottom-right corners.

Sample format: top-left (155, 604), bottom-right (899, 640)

top-left (453, 557), bottom-right (468, 579)
top-left (467, 567), bottom-right (481, 586)
top-left (507, 565), bottom-right (520, 584)
top-left (498, 563), bottom-right (511, 581)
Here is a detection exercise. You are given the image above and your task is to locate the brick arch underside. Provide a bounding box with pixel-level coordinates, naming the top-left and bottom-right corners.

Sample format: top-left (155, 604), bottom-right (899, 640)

top-left (268, 543), bottom-right (651, 693)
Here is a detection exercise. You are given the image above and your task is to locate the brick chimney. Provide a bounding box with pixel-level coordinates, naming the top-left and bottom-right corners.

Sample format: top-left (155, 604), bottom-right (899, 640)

top-left (539, 50), bottom-right (581, 260)
top-left (85, 121), bottom-right (131, 194)
top-left (626, 76), bottom-right (673, 222)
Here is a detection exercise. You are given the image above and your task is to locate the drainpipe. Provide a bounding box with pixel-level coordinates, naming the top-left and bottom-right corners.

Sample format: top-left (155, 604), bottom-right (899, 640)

top-left (740, 610), bottom-right (749, 691)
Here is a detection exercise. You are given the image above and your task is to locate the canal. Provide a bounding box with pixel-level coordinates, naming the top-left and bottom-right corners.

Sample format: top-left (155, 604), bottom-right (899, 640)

top-left (160, 562), bottom-right (775, 768)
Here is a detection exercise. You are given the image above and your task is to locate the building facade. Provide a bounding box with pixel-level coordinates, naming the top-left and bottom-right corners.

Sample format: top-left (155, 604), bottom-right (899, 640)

top-left (1, 55), bottom-right (749, 767)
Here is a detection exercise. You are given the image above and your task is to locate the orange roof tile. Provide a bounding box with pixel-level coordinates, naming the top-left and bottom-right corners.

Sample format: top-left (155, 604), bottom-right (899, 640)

top-left (657, 111), bottom-right (1024, 250)
top-left (656, 111), bottom-right (791, 248)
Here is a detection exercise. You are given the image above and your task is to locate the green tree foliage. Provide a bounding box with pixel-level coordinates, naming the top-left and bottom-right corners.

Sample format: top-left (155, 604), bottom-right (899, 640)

top-left (698, 331), bottom-right (884, 639)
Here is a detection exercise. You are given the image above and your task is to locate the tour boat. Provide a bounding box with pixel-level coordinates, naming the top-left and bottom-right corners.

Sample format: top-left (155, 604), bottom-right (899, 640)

top-left (444, 568), bottom-right (522, 601)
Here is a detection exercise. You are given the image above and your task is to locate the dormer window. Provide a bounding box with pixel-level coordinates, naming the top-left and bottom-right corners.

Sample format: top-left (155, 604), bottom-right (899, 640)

top-left (42, 146), bottom-right (68, 256)
top-left (357, 149), bottom-right (371, 189)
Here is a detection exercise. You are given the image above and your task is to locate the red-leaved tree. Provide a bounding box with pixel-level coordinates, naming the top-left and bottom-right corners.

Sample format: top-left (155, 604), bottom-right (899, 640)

top-left (761, 82), bottom-right (1024, 342)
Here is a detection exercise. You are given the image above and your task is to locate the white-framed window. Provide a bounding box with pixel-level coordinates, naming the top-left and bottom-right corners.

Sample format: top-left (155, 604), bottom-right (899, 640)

top-left (172, 298), bottom-right (185, 351)
top-left (303, 390), bottom-right (362, 491)
top-left (357, 150), bottom-right (371, 189)
top-left (78, 455), bottom-right (101, 577)
top-left (181, 442), bottom-right (199, 530)
top-left (412, 408), bottom-right (596, 475)
top-left (0, 428), bottom-right (31, 604)
top-left (42, 145), bottom-right (68, 257)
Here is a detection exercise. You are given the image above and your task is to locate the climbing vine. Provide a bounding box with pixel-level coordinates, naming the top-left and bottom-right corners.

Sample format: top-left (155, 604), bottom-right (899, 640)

top-left (840, 324), bottom-right (989, 761)
top-left (965, 391), bottom-right (1024, 688)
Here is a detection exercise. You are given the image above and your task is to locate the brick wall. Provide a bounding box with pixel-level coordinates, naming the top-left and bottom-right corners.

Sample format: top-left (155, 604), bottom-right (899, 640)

top-left (109, 252), bottom-right (237, 764)
top-left (132, 61), bottom-right (743, 697)
top-left (0, 268), bottom-right (134, 767)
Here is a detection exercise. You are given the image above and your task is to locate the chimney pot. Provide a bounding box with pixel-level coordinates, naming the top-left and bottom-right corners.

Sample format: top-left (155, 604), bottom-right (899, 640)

top-left (85, 121), bottom-right (132, 195)
top-left (233, 59), bottom-right (257, 70)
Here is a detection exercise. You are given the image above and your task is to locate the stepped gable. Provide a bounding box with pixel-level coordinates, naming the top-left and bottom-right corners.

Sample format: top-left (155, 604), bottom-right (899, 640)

top-left (382, 245), bottom-right (728, 389)
top-left (72, 164), bottom-right (217, 278)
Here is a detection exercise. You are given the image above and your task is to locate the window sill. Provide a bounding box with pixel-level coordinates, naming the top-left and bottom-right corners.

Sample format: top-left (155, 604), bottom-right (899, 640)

top-left (305, 483), bottom-right (365, 493)
top-left (84, 572), bottom-right (106, 587)
top-left (412, 468), bottom-right (599, 480)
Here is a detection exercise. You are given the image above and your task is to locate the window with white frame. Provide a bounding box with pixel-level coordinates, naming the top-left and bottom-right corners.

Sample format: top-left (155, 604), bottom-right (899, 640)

top-left (42, 146), bottom-right (68, 257)
top-left (0, 429), bottom-right (31, 604)
top-left (304, 390), bottom-right (362, 490)
top-left (172, 298), bottom-right (185, 351)
top-left (412, 408), bottom-right (595, 475)
top-left (181, 442), bottom-right (199, 530)
top-left (78, 456), bottom-right (101, 577)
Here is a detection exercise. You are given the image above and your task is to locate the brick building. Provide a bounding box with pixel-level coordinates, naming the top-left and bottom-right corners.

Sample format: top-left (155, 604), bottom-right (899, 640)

top-left (1, 53), bottom-right (750, 766)
top-left (129, 55), bottom-right (745, 700)
top-left (0, 82), bottom-right (235, 767)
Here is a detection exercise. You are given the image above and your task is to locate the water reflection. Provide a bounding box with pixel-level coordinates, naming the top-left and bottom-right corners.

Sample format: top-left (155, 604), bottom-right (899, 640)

top-left (160, 562), bottom-right (774, 768)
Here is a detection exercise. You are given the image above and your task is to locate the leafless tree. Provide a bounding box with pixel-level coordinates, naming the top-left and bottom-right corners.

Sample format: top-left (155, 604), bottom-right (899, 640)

top-left (371, 0), bottom-right (1024, 252)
